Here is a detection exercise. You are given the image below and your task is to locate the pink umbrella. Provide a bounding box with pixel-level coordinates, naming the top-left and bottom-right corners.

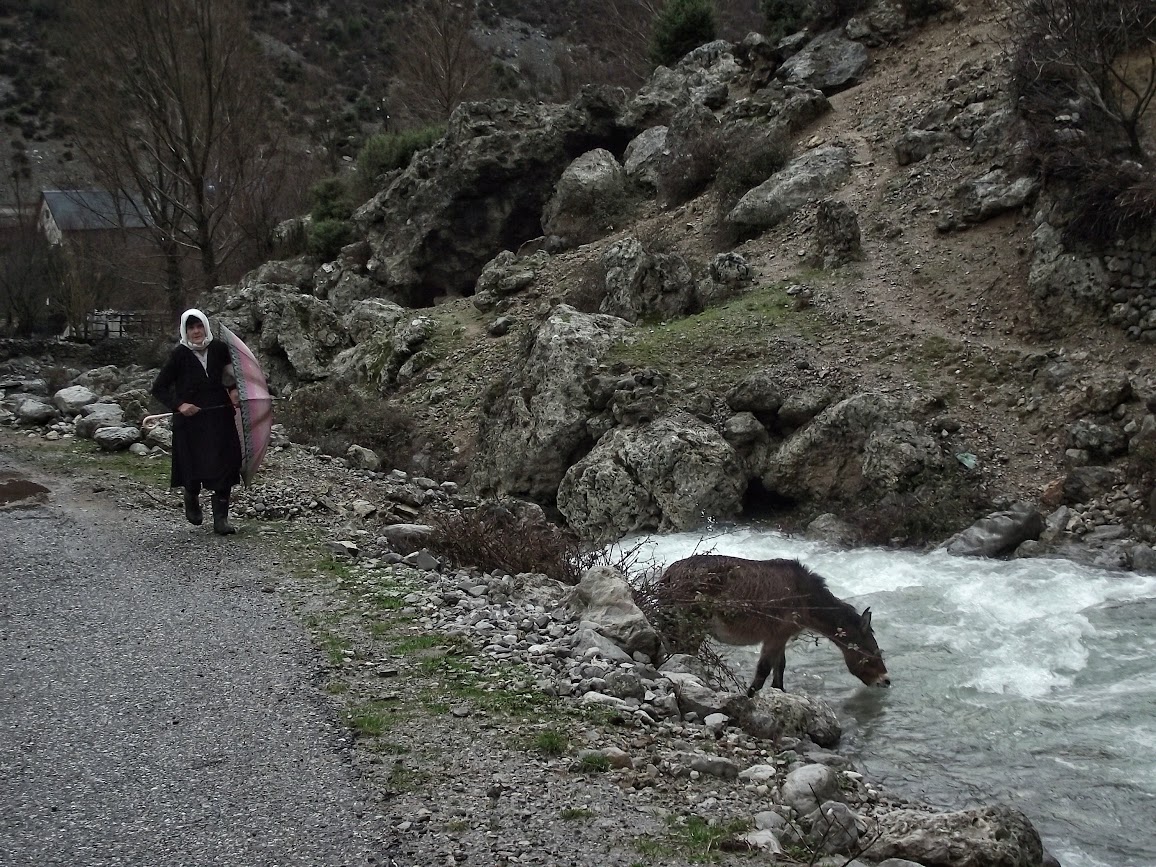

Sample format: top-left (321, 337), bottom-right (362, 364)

top-left (217, 323), bottom-right (273, 487)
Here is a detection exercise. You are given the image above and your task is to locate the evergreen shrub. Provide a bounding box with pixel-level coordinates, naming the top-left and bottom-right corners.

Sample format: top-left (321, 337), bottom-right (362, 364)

top-left (353, 126), bottom-right (443, 199)
top-left (649, 0), bottom-right (717, 69)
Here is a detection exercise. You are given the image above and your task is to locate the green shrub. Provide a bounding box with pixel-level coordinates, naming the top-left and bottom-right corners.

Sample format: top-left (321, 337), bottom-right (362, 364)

top-left (309, 176), bottom-right (354, 222)
top-left (761, 0), bottom-right (810, 41)
top-left (649, 0), bottom-right (717, 68)
top-left (307, 218), bottom-right (353, 261)
top-left (278, 382), bottom-right (416, 467)
top-left (353, 126), bottom-right (443, 199)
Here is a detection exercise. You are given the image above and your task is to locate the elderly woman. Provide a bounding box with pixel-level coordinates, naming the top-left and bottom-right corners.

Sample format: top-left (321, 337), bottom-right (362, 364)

top-left (150, 309), bottom-right (242, 535)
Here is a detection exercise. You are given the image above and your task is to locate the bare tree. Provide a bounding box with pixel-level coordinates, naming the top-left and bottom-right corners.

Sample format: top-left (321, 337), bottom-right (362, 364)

top-left (0, 176), bottom-right (64, 336)
top-left (1014, 0), bottom-right (1156, 160)
top-left (391, 0), bottom-right (493, 124)
top-left (65, 0), bottom-right (285, 305)
top-left (581, 0), bottom-right (664, 87)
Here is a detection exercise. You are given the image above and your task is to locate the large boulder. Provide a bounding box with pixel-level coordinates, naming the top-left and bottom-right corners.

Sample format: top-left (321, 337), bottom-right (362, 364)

top-left (942, 504), bottom-right (1047, 558)
top-left (1028, 223), bottom-right (1109, 327)
top-left (938, 169), bottom-right (1039, 231)
top-left (871, 806), bottom-right (1044, 867)
top-left (53, 385), bottom-right (99, 416)
top-left (541, 148), bottom-right (628, 247)
top-left (725, 146), bottom-right (852, 235)
top-left (600, 237), bottom-right (698, 323)
top-left (472, 250), bottom-right (551, 313)
top-left (328, 314), bottom-right (436, 391)
top-left (75, 403), bottom-right (126, 439)
top-left (740, 689), bottom-right (842, 747)
top-left (623, 40), bottom-right (742, 128)
top-left (215, 286), bottom-right (349, 385)
top-left (472, 305), bottom-right (631, 506)
top-left (761, 392), bottom-right (905, 503)
top-left (93, 426), bottom-right (141, 452)
top-left (15, 398), bottom-right (58, 425)
top-left (780, 764), bottom-right (842, 816)
top-left (557, 412), bottom-right (746, 542)
top-left (564, 565), bottom-right (661, 659)
top-left (622, 126), bottom-right (668, 191)
top-left (808, 199), bottom-right (863, 269)
top-left (778, 30), bottom-right (870, 95)
top-left (348, 88), bottom-right (635, 307)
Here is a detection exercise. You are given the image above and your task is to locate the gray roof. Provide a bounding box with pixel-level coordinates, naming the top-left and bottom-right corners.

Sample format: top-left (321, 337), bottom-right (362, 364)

top-left (41, 189), bottom-right (150, 232)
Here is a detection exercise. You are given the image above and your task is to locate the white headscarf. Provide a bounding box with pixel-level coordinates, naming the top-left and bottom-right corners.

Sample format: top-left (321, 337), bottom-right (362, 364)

top-left (179, 308), bottom-right (214, 352)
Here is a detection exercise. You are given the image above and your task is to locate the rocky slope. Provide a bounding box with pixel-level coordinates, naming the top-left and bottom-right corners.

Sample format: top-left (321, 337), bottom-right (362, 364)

top-left (3, 2), bottom-right (1155, 569)
top-left (165, 2), bottom-right (1153, 568)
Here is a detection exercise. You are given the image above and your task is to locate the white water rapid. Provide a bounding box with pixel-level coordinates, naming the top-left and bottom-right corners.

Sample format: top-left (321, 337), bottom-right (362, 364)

top-left (626, 527), bottom-right (1156, 867)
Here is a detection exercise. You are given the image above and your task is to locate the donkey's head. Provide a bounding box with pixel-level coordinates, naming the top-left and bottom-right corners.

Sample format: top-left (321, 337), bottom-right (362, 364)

top-left (836, 608), bottom-right (890, 687)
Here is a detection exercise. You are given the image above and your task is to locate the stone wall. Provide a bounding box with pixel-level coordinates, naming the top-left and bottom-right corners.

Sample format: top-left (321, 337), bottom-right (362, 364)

top-left (1103, 227), bottom-right (1156, 343)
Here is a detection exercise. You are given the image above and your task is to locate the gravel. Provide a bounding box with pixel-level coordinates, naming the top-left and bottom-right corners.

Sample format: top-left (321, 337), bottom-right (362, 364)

top-left (0, 451), bottom-right (386, 867)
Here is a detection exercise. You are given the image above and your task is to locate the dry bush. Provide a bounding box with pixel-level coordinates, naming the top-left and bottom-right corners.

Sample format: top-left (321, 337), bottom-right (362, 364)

top-left (845, 476), bottom-right (988, 548)
top-left (630, 576), bottom-right (745, 691)
top-left (424, 501), bottom-right (596, 584)
top-left (655, 116), bottom-right (724, 207)
top-left (1063, 161), bottom-right (1156, 246)
top-left (278, 381), bottom-right (417, 468)
top-left (560, 258), bottom-right (609, 313)
top-left (714, 126), bottom-right (792, 215)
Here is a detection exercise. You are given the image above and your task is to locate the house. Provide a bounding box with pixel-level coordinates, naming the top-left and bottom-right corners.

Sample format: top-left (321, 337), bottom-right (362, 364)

top-left (38, 189), bottom-right (150, 246)
top-left (33, 189), bottom-right (172, 331)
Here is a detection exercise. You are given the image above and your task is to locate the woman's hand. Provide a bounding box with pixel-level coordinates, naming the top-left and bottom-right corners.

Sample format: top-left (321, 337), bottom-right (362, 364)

top-left (177, 402), bottom-right (199, 417)
top-left (228, 388), bottom-right (240, 408)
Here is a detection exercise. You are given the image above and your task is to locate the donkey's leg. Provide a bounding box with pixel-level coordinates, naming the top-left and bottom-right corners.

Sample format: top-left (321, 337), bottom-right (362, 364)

top-left (771, 651), bottom-right (787, 691)
top-left (749, 642), bottom-right (786, 696)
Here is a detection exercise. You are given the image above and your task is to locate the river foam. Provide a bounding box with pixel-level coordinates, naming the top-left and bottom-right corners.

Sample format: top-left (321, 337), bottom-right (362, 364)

top-left (624, 527), bottom-right (1156, 867)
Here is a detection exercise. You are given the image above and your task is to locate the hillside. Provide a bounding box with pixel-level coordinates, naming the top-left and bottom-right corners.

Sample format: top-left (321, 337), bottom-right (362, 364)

top-left (261, 1), bottom-right (1148, 549)
top-left (2, 0), bottom-right (1154, 556)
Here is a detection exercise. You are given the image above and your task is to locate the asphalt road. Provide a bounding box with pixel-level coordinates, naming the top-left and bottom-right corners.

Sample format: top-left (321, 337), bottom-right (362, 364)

top-left (0, 450), bottom-right (388, 867)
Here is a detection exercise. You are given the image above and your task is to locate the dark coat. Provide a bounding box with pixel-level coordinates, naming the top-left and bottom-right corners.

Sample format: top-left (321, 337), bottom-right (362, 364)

top-left (150, 340), bottom-right (241, 491)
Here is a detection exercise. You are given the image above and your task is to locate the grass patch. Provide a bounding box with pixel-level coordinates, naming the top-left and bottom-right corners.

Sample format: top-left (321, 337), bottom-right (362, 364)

top-left (579, 752), bottom-right (611, 773)
top-left (394, 633), bottom-right (455, 654)
top-left (33, 438), bottom-right (172, 487)
top-left (634, 815), bottom-right (753, 863)
top-left (312, 556), bottom-right (355, 583)
top-left (607, 282), bottom-right (821, 390)
top-left (345, 700), bottom-right (397, 738)
top-left (532, 728), bottom-right (569, 756)
top-left (367, 620), bottom-right (393, 640)
top-left (303, 613), bottom-right (353, 666)
top-left (560, 806), bottom-right (596, 820)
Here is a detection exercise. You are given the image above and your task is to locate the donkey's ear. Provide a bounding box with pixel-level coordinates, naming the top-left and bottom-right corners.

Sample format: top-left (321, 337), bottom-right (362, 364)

top-left (861, 608), bottom-right (873, 630)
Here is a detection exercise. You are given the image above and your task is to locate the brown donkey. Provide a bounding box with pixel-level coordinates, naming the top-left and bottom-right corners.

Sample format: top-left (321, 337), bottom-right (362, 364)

top-left (655, 555), bottom-right (890, 695)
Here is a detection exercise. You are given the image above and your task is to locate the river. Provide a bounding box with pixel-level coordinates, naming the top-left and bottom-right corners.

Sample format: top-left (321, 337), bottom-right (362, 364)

top-left (627, 527), bottom-right (1156, 867)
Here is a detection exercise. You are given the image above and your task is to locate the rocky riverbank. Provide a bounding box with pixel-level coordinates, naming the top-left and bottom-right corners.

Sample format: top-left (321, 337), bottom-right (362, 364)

top-left (2, 421), bottom-right (1056, 867)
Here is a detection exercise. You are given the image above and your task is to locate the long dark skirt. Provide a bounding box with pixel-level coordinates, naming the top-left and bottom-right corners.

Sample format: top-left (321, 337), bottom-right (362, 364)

top-left (170, 405), bottom-right (242, 491)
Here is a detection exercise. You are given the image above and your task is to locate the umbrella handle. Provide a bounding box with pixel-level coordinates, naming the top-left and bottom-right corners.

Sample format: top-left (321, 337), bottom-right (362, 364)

top-left (141, 413), bottom-right (172, 432)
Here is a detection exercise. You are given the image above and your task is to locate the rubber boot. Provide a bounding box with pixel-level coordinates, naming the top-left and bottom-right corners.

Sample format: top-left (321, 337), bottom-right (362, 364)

top-left (183, 484), bottom-right (203, 526)
top-left (211, 489), bottom-right (236, 535)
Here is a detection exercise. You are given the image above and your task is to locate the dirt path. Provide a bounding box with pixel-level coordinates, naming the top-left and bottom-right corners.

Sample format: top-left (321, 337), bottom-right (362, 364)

top-left (0, 449), bottom-right (388, 867)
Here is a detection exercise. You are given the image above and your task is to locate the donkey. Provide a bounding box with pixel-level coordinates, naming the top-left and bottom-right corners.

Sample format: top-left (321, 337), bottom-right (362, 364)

top-left (654, 554), bottom-right (889, 695)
